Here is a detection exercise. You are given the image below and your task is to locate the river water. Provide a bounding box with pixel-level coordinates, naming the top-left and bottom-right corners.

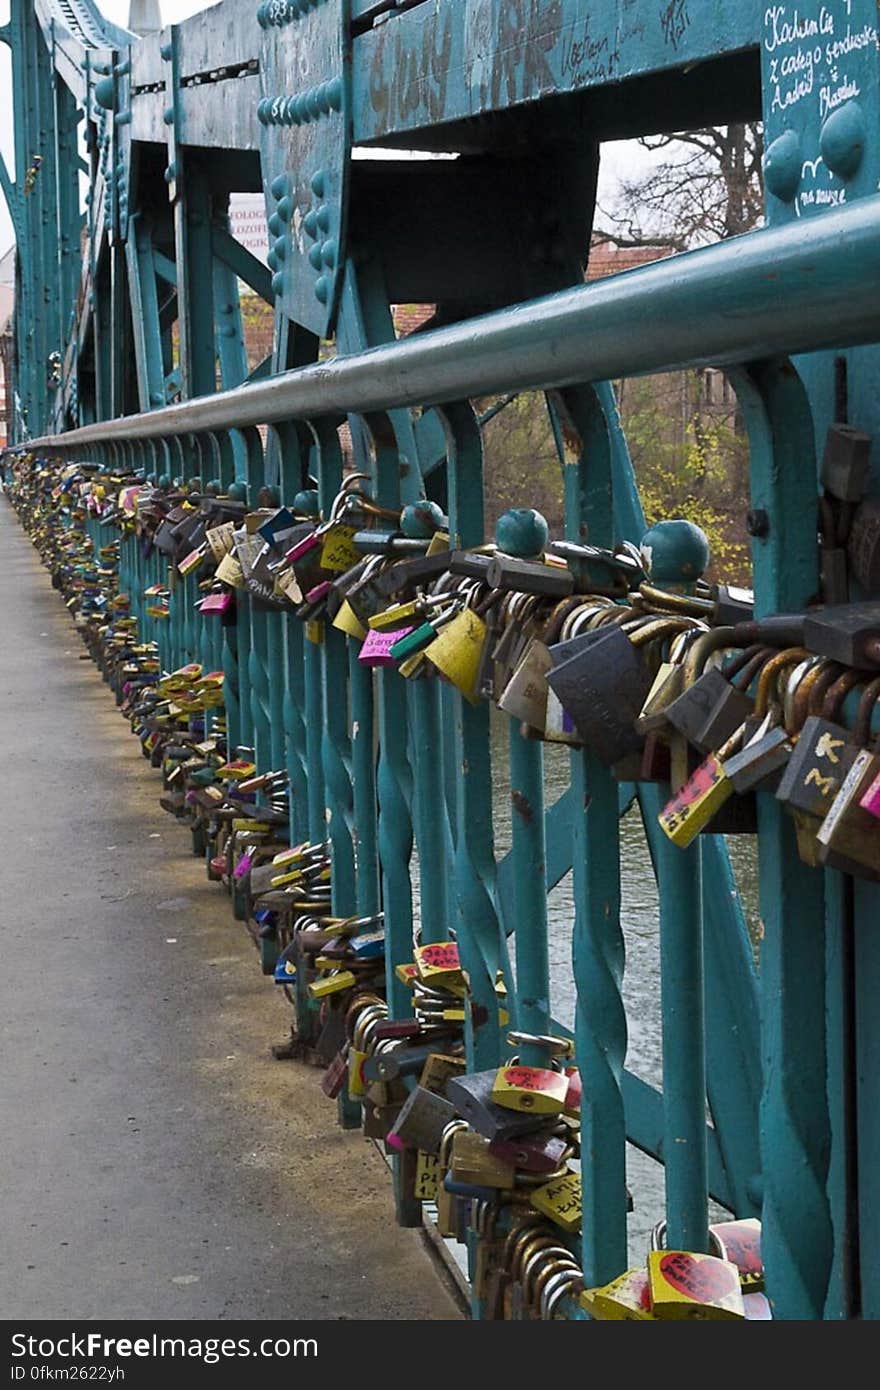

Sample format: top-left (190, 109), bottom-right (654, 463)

top-left (419, 711), bottom-right (762, 1267)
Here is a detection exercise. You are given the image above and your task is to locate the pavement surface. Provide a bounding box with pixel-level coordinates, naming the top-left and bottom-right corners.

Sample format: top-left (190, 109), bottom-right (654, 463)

top-left (0, 496), bottom-right (462, 1322)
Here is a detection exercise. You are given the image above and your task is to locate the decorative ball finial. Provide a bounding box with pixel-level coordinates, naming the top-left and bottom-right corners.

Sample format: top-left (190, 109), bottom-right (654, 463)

top-left (640, 518), bottom-right (710, 588)
top-left (495, 508), bottom-right (549, 559)
top-left (293, 488), bottom-right (320, 517)
top-left (400, 499), bottom-right (446, 539)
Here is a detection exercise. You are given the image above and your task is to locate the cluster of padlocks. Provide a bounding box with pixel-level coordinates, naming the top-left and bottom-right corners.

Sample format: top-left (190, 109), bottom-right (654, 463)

top-left (12, 423), bottom-right (880, 1317)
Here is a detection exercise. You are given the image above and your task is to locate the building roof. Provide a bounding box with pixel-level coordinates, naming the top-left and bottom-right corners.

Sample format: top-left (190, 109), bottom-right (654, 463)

top-left (587, 236), bottom-right (672, 280)
top-left (0, 245), bottom-right (15, 288)
top-left (0, 284), bottom-right (13, 334)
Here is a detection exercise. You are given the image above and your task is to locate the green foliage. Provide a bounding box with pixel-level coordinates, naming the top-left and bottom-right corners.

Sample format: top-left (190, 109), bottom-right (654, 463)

top-left (615, 372), bottom-right (752, 583)
top-left (476, 376), bottom-right (752, 585)
top-left (479, 392), bottom-right (563, 534)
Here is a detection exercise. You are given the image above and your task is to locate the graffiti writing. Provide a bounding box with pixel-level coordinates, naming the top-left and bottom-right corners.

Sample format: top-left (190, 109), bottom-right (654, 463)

top-left (660, 0), bottom-right (691, 49)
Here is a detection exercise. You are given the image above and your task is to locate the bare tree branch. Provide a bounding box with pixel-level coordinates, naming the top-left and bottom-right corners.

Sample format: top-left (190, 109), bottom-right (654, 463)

top-left (597, 123), bottom-right (764, 251)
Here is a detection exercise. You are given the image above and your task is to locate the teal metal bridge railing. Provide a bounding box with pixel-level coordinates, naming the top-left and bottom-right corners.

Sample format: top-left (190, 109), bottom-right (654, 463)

top-left (3, 0), bottom-right (880, 1322)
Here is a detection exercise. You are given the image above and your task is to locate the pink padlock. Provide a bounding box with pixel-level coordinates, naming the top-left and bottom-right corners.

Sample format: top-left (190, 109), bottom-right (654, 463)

top-left (306, 580), bottom-right (332, 603)
top-left (200, 591), bottom-right (232, 615)
top-left (859, 769), bottom-right (880, 820)
top-left (233, 852), bottom-right (254, 881)
top-left (285, 531), bottom-right (320, 564)
top-left (358, 625), bottom-right (414, 668)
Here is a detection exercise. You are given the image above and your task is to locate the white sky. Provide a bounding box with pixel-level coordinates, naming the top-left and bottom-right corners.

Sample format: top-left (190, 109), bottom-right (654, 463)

top-left (0, 0), bottom-right (643, 263)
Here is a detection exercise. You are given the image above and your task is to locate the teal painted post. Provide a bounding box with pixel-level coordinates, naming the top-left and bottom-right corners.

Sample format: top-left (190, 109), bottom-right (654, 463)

top-left (270, 421), bottom-right (310, 843)
top-left (362, 414), bottom-right (414, 1023)
top-left (551, 383), bottom-right (628, 1287)
top-left (239, 427), bottom-right (271, 770)
top-left (360, 413), bottom-right (420, 1198)
top-left (411, 679), bottom-right (449, 944)
top-left (215, 431), bottom-right (245, 757)
top-left (212, 224), bottom-right (249, 393)
top-left (657, 841), bottom-right (708, 1252)
top-left (439, 399), bottom-right (510, 1072)
top-left (350, 646), bottom-right (380, 915)
top-left (127, 215), bottom-right (166, 411)
top-left (730, 360), bottom-right (832, 1320)
top-left (591, 380), bottom-right (762, 1220)
top-left (508, 728), bottom-right (546, 1053)
top-left (310, 419), bottom-right (356, 914)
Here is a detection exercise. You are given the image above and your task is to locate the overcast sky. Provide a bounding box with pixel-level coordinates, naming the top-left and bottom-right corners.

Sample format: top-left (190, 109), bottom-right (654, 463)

top-left (0, 0), bottom-right (641, 260)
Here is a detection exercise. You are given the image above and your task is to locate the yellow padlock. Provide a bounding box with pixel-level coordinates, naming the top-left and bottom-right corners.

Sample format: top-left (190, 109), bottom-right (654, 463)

top-left (491, 1064), bottom-right (569, 1115)
top-left (413, 1151), bottom-right (443, 1202)
top-left (398, 650), bottom-right (428, 679)
top-left (308, 971), bottom-right (357, 999)
top-left (529, 1169), bottom-right (581, 1233)
top-left (581, 1269), bottom-right (655, 1320)
top-left (647, 1250), bottom-right (745, 1320)
top-left (658, 752), bottom-right (733, 848)
top-left (413, 941), bottom-right (465, 989)
top-left (426, 530), bottom-right (450, 556)
top-left (368, 600), bottom-right (422, 630)
top-left (395, 962), bottom-right (419, 987)
top-left (217, 761), bottom-right (257, 780)
top-left (332, 600), bottom-right (367, 640)
top-left (319, 523), bottom-right (359, 572)
top-left (348, 1047), bottom-right (368, 1098)
top-left (424, 608), bottom-right (487, 704)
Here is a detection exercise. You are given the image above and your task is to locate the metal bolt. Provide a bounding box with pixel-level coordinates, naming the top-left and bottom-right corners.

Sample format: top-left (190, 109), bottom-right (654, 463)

top-left (746, 509), bottom-right (770, 539)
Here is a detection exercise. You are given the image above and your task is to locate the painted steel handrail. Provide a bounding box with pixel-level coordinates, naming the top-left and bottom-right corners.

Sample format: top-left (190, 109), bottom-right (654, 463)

top-left (11, 194), bottom-right (880, 455)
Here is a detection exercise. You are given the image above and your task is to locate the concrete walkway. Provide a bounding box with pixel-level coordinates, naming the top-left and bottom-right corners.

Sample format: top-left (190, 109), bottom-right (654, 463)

top-left (0, 497), bottom-right (461, 1321)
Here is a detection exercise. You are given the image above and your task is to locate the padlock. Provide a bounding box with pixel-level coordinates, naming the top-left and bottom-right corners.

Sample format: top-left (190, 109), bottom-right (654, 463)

top-left (647, 1249), bottom-right (745, 1320)
top-left (803, 602), bottom-right (880, 668)
top-left (546, 623), bottom-right (652, 766)
top-left (663, 667), bottom-right (752, 753)
top-left (775, 715), bottom-right (859, 820)
top-left (721, 723), bottom-right (792, 794)
top-left (308, 970), bottom-right (357, 999)
top-left (658, 728), bottom-right (742, 848)
top-left (848, 496), bottom-right (880, 596)
top-left (434, 1120), bottom-right (468, 1238)
top-left (413, 1151), bottom-right (444, 1202)
top-left (321, 1046), bottom-right (349, 1100)
top-left (450, 1130), bottom-right (516, 1189)
top-left (581, 1268), bottom-right (654, 1320)
top-left (497, 638), bottom-right (553, 730)
top-left (423, 606), bottom-right (488, 703)
top-left (815, 748), bottom-right (880, 874)
top-left (413, 941), bottom-right (466, 989)
top-left (528, 1168), bottom-right (582, 1233)
top-left (387, 1085), bottom-right (457, 1154)
top-left (358, 625), bottom-right (414, 667)
top-left (347, 1046), bottom-right (369, 1099)
top-left (488, 1132), bottom-right (569, 1175)
top-left (709, 1217), bottom-right (763, 1293)
top-left (419, 1052), bottom-right (467, 1095)
top-left (821, 423), bottom-right (871, 503)
top-left (485, 554), bottom-right (574, 598)
top-left (491, 1064), bottom-right (569, 1116)
top-left (446, 1070), bottom-right (553, 1143)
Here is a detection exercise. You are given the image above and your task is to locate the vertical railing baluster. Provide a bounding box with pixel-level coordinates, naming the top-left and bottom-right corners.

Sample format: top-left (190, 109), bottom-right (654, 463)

top-left (549, 384), bottom-right (629, 1287)
top-left (308, 417), bottom-right (356, 914)
top-left (730, 359), bottom-right (832, 1320)
top-left (438, 399), bottom-right (511, 1073)
top-left (238, 426), bottom-right (271, 772)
